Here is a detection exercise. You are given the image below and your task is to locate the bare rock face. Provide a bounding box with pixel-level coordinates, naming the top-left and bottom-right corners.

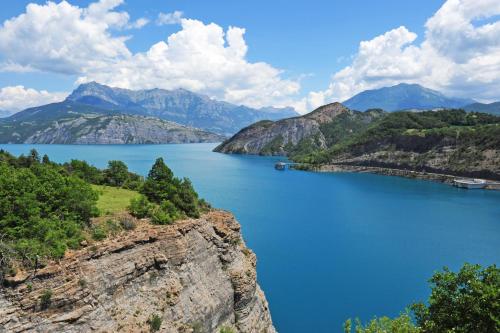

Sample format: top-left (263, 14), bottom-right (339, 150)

top-left (214, 102), bottom-right (349, 155)
top-left (23, 115), bottom-right (225, 144)
top-left (0, 211), bottom-right (275, 333)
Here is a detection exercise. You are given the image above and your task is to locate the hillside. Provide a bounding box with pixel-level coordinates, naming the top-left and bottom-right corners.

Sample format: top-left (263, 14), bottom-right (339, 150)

top-left (0, 101), bottom-right (224, 144)
top-left (214, 103), bottom-right (384, 157)
top-left (215, 104), bottom-right (500, 180)
top-left (343, 83), bottom-right (474, 111)
top-left (463, 101), bottom-right (500, 115)
top-left (66, 82), bottom-right (298, 135)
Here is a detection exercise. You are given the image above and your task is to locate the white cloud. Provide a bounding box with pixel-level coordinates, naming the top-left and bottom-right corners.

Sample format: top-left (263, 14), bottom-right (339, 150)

top-left (0, 0), bottom-right (134, 75)
top-left (301, 0), bottom-right (500, 112)
top-left (0, 86), bottom-right (67, 115)
top-left (0, 1), bottom-right (299, 109)
top-left (156, 11), bottom-right (183, 25)
top-left (128, 17), bottom-right (149, 29)
top-left (77, 18), bottom-right (300, 108)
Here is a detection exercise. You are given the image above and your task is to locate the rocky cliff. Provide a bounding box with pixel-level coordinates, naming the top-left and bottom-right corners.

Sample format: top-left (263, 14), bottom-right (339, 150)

top-left (25, 114), bottom-right (225, 144)
top-left (1, 113), bottom-right (225, 144)
top-left (0, 211), bottom-right (275, 333)
top-left (214, 103), bottom-right (382, 156)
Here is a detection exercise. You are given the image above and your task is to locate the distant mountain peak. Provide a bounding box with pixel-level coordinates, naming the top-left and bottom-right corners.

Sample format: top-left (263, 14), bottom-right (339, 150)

top-left (343, 83), bottom-right (475, 112)
top-left (63, 82), bottom-right (298, 135)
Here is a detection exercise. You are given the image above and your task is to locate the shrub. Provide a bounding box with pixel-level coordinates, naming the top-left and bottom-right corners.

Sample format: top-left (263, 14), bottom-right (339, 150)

top-left (119, 216), bottom-right (136, 230)
top-left (219, 326), bottom-right (236, 333)
top-left (91, 226), bottom-right (107, 241)
top-left (343, 313), bottom-right (420, 333)
top-left (411, 263), bottom-right (499, 333)
top-left (0, 159), bottom-right (98, 261)
top-left (40, 289), bottom-right (53, 310)
top-left (128, 195), bottom-right (154, 219)
top-left (148, 314), bottom-right (162, 332)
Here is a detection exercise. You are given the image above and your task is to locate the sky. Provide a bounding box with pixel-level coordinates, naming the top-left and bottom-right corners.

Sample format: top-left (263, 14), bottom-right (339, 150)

top-left (0, 0), bottom-right (499, 114)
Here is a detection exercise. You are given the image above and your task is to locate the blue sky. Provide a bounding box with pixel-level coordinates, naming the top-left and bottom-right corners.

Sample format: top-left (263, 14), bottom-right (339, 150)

top-left (0, 0), bottom-right (443, 93)
top-left (0, 0), bottom-right (499, 113)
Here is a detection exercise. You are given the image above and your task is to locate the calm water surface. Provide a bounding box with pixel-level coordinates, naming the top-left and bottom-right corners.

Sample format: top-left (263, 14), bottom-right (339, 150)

top-left (2, 143), bottom-right (499, 332)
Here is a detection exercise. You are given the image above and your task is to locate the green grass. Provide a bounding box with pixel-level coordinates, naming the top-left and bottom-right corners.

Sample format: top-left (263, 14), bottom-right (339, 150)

top-left (92, 185), bottom-right (140, 216)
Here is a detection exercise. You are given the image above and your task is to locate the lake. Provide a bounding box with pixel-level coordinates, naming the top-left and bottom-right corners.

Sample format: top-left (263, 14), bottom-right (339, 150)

top-left (1, 143), bottom-right (499, 332)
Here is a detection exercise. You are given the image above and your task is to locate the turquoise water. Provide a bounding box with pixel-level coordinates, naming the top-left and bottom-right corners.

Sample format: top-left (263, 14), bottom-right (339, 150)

top-left (2, 143), bottom-right (499, 332)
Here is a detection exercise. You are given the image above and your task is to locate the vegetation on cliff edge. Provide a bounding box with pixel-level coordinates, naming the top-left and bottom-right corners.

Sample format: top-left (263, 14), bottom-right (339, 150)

top-left (0, 149), bottom-right (208, 283)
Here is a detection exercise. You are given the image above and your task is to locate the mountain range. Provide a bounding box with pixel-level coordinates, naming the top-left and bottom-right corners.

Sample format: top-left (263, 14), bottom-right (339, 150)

top-left (215, 102), bottom-right (500, 179)
top-left (463, 102), bottom-right (500, 115)
top-left (342, 83), bottom-right (476, 111)
top-left (0, 82), bottom-right (300, 144)
top-left (66, 82), bottom-right (298, 135)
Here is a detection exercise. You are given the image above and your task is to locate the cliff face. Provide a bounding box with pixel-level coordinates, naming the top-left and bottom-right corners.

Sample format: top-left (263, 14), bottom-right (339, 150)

top-left (0, 211), bottom-right (275, 333)
top-left (3, 114), bottom-right (225, 144)
top-left (214, 102), bottom-right (351, 155)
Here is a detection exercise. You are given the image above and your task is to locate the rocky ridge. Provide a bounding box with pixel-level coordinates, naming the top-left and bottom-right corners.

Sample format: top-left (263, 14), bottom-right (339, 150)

top-left (214, 102), bottom-right (351, 155)
top-left (67, 82), bottom-right (298, 135)
top-left (22, 114), bottom-right (225, 144)
top-left (0, 211), bottom-right (275, 333)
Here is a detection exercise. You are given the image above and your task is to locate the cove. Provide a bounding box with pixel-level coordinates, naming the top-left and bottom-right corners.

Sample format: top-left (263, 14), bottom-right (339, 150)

top-left (1, 143), bottom-right (499, 332)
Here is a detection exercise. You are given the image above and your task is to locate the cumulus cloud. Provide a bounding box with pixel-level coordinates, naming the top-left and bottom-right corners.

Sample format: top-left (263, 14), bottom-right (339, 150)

top-left (0, 0), bottom-right (134, 74)
top-left (0, 86), bottom-right (67, 115)
top-left (76, 19), bottom-right (299, 108)
top-left (301, 0), bottom-right (500, 112)
top-left (156, 11), bottom-right (183, 25)
top-left (0, 1), bottom-right (299, 109)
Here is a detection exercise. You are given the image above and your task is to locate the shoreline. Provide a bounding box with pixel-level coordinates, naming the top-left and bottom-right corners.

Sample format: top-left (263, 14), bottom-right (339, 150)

top-left (294, 163), bottom-right (500, 190)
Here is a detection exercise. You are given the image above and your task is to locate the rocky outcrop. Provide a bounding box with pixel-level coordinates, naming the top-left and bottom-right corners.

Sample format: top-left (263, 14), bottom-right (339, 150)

top-left (0, 211), bottom-right (275, 333)
top-left (214, 103), bottom-right (351, 155)
top-left (325, 146), bottom-right (500, 181)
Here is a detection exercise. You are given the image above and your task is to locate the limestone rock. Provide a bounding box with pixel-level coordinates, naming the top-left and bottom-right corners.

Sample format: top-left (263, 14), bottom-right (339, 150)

top-left (0, 211), bottom-right (276, 333)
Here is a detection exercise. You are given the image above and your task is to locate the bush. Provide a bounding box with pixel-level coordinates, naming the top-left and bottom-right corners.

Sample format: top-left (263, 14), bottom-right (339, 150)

top-left (128, 195), bottom-right (154, 219)
top-left (343, 313), bottom-right (420, 333)
top-left (411, 263), bottom-right (499, 333)
top-left (40, 289), bottom-right (53, 310)
top-left (219, 326), bottom-right (235, 333)
top-left (0, 158), bottom-right (98, 261)
top-left (119, 216), bottom-right (136, 230)
top-left (91, 226), bottom-right (107, 241)
top-left (346, 263), bottom-right (499, 333)
top-left (150, 201), bottom-right (179, 225)
top-left (148, 314), bottom-right (162, 332)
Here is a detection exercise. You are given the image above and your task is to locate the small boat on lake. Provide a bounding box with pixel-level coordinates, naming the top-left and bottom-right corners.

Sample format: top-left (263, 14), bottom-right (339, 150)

top-left (453, 178), bottom-right (487, 189)
top-left (275, 162), bottom-right (286, 170)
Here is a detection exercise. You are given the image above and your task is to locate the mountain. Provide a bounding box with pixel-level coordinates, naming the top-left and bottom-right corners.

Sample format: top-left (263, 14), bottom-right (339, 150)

top-left (215, 104), bottom-right (500, 180)
top-left (0, 101), bottom-right (224, 144)
top-left (214, 103), bottom-right (384, 156)
top-left (0, 109), bottom-right (12, 118)
top-left (343, 83), bottom-right (475, 111)
top-left (463, 101), bottom-right (500, 115)
top-left (66, 82), bottom-right (298, 135)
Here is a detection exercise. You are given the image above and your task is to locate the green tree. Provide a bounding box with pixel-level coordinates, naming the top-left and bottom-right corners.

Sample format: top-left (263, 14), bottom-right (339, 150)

top-left (411, 263), bottom-right (499, 333)
top-left (344, 313), bottom-right (420, 333)
top-left (0, 161), bottom-right (98, 260)
top-left (142, 157), bottom-right (174, 203)
top-left (104, 160), bottom-right (129, 187)
top-left (142, 158), bottom-right (200, 218)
